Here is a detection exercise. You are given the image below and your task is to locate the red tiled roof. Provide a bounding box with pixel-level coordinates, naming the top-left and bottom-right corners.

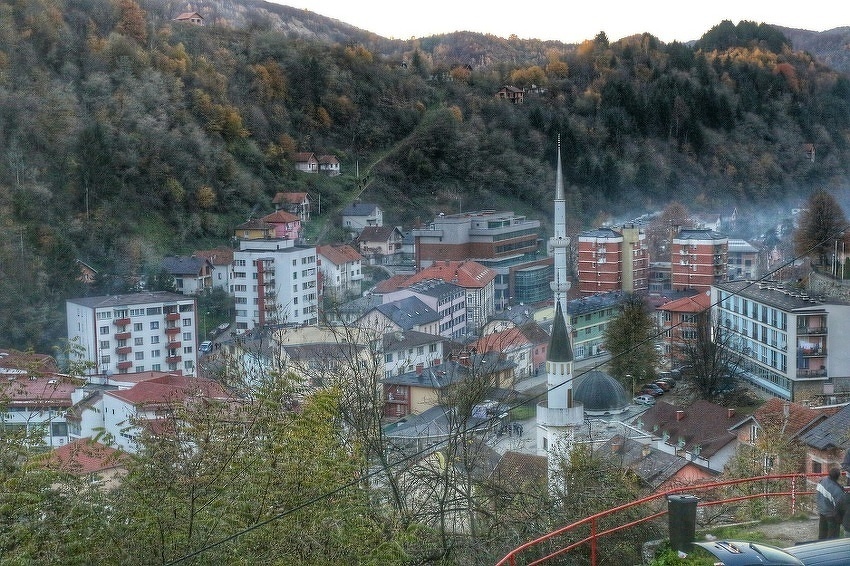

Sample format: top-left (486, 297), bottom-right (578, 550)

top-left (294, 152), bottom-right (316, 163)
top-left (193, 246), bottom-right (234, 267)
top-left (317, 244), bottom-right (363, 266)
top-left (473, 326), bottom-right (531, 353)
top-left (356, 226), bottom-right (398, 242)
top-left (640, 400), bottom-right (738, 458)
top-left (404, 260), bottom-right (496, 289)
top-left (374, 274), bottom-right (410, 294)
top-left (45, 439), bottom-right (125, 475)
top-left (262, 210), bottom-right (300, 224)
top-left (0, 349), bottom-right (58, 373)
top-left (1, 373), bottom-right (79, 408)
top-left (318, 154), bottom-right (339, 164)
top-left (658, 291), bottom-right (710, 313)
top-left (746, 397), bottom-right (838, 437)
top-left (105, 375), bottom-right (232, 407)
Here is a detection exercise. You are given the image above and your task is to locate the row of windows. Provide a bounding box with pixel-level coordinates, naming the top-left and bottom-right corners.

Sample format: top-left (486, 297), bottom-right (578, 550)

top-left (719, 292), bottom-right (788, 331)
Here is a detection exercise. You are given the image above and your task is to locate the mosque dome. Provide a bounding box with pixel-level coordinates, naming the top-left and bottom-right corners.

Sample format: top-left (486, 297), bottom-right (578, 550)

top-left (573, 370), bottom-right (630, 415)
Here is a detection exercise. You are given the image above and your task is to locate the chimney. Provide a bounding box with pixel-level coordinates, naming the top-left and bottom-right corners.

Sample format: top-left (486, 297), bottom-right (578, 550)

top-left (611, 435), bottom-right (623, 454)
top-left (727, 408), bottom-right (735, 419)
top-left (676, 410), bottom-right (685, 421)
top-left (642, 444), bottom-right (651, 458)
top-left (416, 363), bottom-right (424, 375)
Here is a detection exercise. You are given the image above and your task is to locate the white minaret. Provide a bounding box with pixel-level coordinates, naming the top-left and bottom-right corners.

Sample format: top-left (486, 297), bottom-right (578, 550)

top-left (550, 137), bottom-right (570, 317)
top-left (537, 138), bottom-right (583, 490)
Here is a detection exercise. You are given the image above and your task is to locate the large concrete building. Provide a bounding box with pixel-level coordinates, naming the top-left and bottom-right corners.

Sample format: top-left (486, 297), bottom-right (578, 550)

top-left (66, 292), bottom-right (199, 376)
top-left (576, 225), bottom-right (649, 296)
top-left (231, 238), bottom-right (318, 331)
top-left (412, 210), bottom-right (551, 309)
top-left (712, 280), bottom-right (850, 402)
top-left (672, 228), bottom-right (728, 292)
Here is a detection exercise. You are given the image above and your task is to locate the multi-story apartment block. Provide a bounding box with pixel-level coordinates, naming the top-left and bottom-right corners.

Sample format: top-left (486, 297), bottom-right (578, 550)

top-left (231, 239), bottom-right (318, 331)
top-left (576, 225), bottom-right (648, 296)
top-left (656, 291), bottom-right (711, 363)
top-left (648, 262), bottom-right (672, 293)
top-left (383, 260), bottom-right (497, 334)
top-left (316, 244), bottom-right (364, 304)
top-left (672, 228), bottom-right (728, 292)
top-left (412, 210), bottom-right (551, 309)
top-left (383, 279), bottom-right (467, 339)
top-left (381, 330), bottom-right (447, 379)
top-left (727, 239), bottom-right (760, 280)
top-left (712, 280), bottom-right (850, 402)
top-left (66, 292), bottom-right (200, 376)
top-left (567, 291), bottom-right (627, 360)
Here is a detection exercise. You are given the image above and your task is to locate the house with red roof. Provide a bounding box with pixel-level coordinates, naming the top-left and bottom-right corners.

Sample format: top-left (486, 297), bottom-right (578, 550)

top-left (0, 365), bottom-right (81, 448)
top-left (44, 439), bottom-right (127, 489)
top-left (355, 225), bottom-right (403, 264)
top-left (272, 191), bottom-right (311, 223)
top-left (472, 322), bottom-right (549, 380)
top-left (403, 261), bottom-right (496, 333)
top-left (317, 244), bottom-right (364, 303)
top-left (635, 400), bottom-right (740, 472)
top-left (99, 374), bottom-right (235, 452)
top-left (193, 246), bottom-right (234, 291)
top-left (294, 152), bottom-right (319, 172)
top-left (261, 210), bottom-right (302, 241)
top-left (318, 154), bottom-right (340, 176)
top-left (655, 291), bottom-right (711, 364)
top-left (729, 397), bottom-right (837, 474)
top-left (173, 11), bottom-right (203, 25)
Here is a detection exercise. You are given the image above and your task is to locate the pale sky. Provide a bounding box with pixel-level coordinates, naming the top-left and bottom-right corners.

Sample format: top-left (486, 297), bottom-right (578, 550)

top-left (278, 1), bottom-right (847, 44)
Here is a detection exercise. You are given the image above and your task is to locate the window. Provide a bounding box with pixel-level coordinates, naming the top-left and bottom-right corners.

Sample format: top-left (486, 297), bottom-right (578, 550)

top-left (183, 332), bottom-right (192, 341)
top-left (100, 341), bottom-right (109, 350)
top-left (135, 352), bottom-right (144, 360)
top-left (151, 336), bottom-right (159, 344)
top-left (151, 350), bottom-right (160, 358)
top-left (183, 346), bottom-right (193, 354)
top-left (183, 318), bottom-right (192, 327)
top-left (134, 337), bottom-right (143, 346)
top-left (385, 353), bottom-right (393, 363)
top-left (150, 321), bottom-right (159, 330)
top-left (100, 326), bottom-right (109, 335)
top-left (134, 323), bottom-right (143, 331)
top-left (152, 364), bottom-right (161, 371)
top-left (101, 355), bottom-right (110, 364)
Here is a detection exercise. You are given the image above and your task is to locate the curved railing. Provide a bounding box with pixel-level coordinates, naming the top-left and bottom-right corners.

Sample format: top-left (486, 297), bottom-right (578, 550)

top-left (496, 473), bottom-right (821, 566)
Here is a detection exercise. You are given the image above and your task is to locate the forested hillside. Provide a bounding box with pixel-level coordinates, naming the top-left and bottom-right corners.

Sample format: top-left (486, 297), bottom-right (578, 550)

top-left (0, 0), bottom-right (849, 352)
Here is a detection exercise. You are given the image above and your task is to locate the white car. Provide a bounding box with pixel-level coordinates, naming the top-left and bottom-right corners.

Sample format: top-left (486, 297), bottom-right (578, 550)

top-left (200, 340), bottom-right (213, 353)
top-left (633, 394), bottom-right (656, 406)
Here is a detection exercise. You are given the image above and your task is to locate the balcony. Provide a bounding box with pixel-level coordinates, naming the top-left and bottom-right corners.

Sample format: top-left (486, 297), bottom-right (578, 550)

top-left (536, 402), bottom-right (584, 427)
top-left (166, 355), bottom-right (182, 364)
top-left (114, 331), bottom-right (131, 340)
top-left (115, 346), bottom-right (132, 355)
top-left (113, 317), bottom-right (131, 326)
top-left (798, 326), bottom-right (827, 336)
top-left (165, 326), bottom-right (180, 335)
top-left (117, 361), bottom-right (133, 370)
top-left (797, 368), bottom-right (827, 378)
top-left (797, 346), bottom-right (826, 357)
top-left (385, 392), bottom-right (409, 404)
top-left (165, 312), bottom-right (180, 321)
top-left (166, 341), bottom-right (181, 350)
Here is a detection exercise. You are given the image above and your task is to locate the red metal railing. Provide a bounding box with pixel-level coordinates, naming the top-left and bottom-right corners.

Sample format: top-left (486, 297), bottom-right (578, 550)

top-left (497, 473), bottom-right (821, 566)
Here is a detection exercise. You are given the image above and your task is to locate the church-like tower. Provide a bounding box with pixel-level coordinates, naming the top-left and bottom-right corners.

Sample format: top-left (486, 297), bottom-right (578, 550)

top-left (536, 139), bottom-right (584, 489)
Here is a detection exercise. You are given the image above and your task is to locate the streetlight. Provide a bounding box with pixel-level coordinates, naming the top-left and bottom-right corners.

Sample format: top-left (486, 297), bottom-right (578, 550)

top-left (627, 373), bottom-right (634, 397)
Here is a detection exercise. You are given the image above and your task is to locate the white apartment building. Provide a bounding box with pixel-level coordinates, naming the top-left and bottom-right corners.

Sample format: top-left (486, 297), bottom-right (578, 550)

top-left (231, 238), bottom-right (319, 331)
top-left (712, 280), bottom-right (850, 402)
top-left (66, 292), bottom-right (199, 376)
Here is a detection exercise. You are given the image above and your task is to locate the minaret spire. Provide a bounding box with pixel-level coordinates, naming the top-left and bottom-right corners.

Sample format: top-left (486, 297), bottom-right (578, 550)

top-left (549, 135), bottom-right (570, 317)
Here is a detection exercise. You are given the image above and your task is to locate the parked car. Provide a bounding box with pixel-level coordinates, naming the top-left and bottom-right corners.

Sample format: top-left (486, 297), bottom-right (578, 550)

top-left (692, 537), bottom-right (850, 566)
top-left (652, 380), bottom-right (672, 391)
top-left (200, 340), bottom-right (213, 353)
top-left (633, 394), bottom-right (656, 406)
top-left (641, 383), bottom-right (665, 396)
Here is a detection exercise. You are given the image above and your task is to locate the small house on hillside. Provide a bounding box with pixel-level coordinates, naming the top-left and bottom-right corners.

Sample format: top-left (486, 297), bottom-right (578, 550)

top-left (496, 85), bottom-right (524, 104)
top-left (261, 210), bottom-right (302, 241)
top-left (342, 202), bottom-right (383, 234)
top-left (173, 11), bottom-right (203, 25)
top-left (356, 226), bottom-right (403, 264)
top-left (272, 192), bottom-right (311, 222)
top-left (318, 155), bottom-right (340, 176)
top-left (160, 255), bottom-right (214, 295)
top-left (294, 152), bottom-right (319, 173)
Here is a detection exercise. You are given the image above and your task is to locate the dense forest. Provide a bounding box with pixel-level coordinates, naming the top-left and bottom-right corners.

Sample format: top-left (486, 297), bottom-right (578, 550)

top-left (0, 0), bottom-right (849, 352)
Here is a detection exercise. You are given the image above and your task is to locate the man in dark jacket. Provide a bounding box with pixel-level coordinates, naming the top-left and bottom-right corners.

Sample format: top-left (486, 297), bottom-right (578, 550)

top-left (816, 467), bottom-right (845, 539)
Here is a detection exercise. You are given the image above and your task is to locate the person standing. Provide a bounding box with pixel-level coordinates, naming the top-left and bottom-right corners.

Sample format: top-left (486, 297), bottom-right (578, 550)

top-left (816, 467), bottom-right (845, 539)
